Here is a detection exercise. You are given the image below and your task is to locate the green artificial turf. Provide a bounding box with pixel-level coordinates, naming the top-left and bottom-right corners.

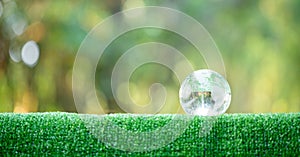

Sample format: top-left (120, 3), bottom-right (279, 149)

top-left (0, 112), bottom-right (299, 156)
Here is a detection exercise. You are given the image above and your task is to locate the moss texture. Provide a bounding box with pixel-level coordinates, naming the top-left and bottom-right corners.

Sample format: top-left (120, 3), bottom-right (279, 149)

top-left (0, 112), bottom-right (299, 156)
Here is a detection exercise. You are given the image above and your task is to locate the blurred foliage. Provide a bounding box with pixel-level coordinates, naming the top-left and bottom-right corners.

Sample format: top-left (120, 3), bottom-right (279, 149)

top-left (0, 0), bottom-right (299, 113)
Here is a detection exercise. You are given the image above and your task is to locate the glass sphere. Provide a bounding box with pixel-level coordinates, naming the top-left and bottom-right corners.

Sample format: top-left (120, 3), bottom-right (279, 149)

top-left (179, 69), bottom-right (231, 116)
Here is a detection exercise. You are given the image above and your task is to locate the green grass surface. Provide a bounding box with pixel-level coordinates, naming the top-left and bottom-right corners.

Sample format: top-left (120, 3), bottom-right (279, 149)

top-left (0, 112), bottom-right (299, 156)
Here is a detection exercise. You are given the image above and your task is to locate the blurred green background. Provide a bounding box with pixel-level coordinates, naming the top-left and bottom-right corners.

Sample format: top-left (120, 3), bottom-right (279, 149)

top-left (0, 0), bottom-right (299, 113)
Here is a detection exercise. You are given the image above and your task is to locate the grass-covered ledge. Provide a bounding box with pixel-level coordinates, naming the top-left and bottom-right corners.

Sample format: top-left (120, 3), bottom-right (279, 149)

top-left (0, 112), bottom-right (299, 156)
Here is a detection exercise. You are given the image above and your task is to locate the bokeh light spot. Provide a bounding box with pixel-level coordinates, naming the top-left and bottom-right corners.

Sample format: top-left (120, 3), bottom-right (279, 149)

top-left (9, 43), bottom-right (22, 62)
top-left (21, 40), bottom-right (40, 67)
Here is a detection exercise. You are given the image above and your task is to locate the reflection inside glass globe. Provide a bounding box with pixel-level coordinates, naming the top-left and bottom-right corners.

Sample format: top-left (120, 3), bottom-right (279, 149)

top-left (179, 69), bottom-right (231, 116)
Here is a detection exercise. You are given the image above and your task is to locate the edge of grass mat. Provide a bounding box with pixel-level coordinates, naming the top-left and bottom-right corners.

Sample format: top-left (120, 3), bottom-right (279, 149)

top-left (0, 112), bottom-right (299, 156)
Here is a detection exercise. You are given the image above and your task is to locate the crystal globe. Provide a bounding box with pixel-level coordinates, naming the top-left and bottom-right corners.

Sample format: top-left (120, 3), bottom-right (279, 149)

top-left (179, 69), bottom-right (231, 116)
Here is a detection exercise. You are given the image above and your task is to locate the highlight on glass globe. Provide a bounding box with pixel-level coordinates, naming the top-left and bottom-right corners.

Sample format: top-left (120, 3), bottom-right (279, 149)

top-left (179, 69), bottom-right (231, 116)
